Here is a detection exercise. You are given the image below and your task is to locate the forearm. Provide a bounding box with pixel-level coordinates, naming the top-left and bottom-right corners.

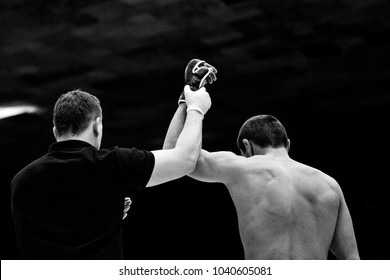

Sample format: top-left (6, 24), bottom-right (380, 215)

top-left (146, 84), bottom-right (210, 187)
top-left (146, 111), bottom-right (204, 187)
top-left (163, 103), bottom-right (187, 150)
top-left (174, 110), bottom-right (203, 167)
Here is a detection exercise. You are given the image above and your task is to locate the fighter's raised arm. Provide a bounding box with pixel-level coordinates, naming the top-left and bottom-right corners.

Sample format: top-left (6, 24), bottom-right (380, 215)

top-left (163, 58), bottom-right (217, 152)
top-left (147, 85), bottom-right (211, 187)
top-left (162, 59), bottom-right (221, 183)
top-left (188, 150), bottom-right (244, 184)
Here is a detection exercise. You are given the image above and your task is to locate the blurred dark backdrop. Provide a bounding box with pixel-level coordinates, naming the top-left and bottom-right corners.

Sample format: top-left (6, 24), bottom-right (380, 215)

top-left (1, 0), bottom-right (389, 259)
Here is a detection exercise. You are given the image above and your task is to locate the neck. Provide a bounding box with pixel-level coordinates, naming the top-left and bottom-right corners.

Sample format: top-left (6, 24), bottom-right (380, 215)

top-left (57, 131), bottom-right (97, 148)
top-left (254, 146), bottom-right (290, 158)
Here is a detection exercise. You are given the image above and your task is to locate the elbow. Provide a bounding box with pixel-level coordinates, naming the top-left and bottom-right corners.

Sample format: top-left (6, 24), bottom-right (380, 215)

top-left (185, 152), bottom-right (199, 174)
top-left (177, 147), bottom-right (199, 175)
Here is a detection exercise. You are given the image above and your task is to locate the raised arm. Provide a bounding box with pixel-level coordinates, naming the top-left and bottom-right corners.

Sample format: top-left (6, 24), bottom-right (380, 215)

top-left (163, 58), bottom-right (217, 150)
top-left (162, 104), bottom-right (241, 184)
top-left (146, 86), bottom-right (211, 187)
top-left (330, 185), bottom-right (360, 259)
top-left (162, 103), bottom-right (187, 150)
top-left (189, 150), bottom-right (242, 184)
top-left (160, 58), bottom-right (232, 184)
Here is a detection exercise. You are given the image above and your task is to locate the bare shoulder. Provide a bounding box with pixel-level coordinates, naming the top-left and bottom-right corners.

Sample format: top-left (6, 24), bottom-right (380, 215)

top-left (207, 151), bottom-right (250, 177)
top-left (310, 164), bottom-right (341, 192)
top-left (219, 154), bottom-right (283, 178)
top-left (293, 160), bottom-right (343, 201)
top-left (195, 151), bottom-right (286, 185)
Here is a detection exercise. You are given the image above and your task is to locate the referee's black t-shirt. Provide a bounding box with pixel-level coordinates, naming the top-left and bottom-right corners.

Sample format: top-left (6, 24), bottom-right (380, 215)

top-left (11, 140), bottom-right (155, 259)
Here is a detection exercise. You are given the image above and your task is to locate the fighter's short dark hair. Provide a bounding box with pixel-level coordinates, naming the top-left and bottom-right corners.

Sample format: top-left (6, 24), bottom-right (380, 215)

top-left (53, 89), bottom-right (102, 136)
top-left (237, 115), bottom-right (288, 152)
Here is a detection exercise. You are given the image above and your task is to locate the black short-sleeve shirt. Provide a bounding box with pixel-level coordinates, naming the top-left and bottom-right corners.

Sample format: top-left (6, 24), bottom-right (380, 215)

top-left (11, 140), bottom-right (155, 259)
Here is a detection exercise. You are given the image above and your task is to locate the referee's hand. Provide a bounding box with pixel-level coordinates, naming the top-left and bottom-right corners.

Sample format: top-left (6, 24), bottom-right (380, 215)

top-left (123, 197), bottom-right (132, 220)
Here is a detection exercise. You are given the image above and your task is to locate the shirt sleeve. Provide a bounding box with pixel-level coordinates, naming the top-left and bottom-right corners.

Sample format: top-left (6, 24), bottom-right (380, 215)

top-left (115, 147), bottom-right (155, 191)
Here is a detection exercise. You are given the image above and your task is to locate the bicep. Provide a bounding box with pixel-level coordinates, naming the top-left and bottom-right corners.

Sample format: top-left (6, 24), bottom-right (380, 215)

top-left (330, 190), bottom-right (359, 259)
top-left (146, 148), bottom-right (192, 187)
top-left (190, 150), bottom-right (242, 184)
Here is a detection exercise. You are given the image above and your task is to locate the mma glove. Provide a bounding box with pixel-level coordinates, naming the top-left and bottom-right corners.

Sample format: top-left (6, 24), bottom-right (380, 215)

top-left (178, 59), bottom-right (217, 105)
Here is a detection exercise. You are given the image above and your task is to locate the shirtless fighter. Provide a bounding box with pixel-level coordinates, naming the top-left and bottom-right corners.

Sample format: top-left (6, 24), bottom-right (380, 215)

top-left (163, 60), bottom-right (359, 260)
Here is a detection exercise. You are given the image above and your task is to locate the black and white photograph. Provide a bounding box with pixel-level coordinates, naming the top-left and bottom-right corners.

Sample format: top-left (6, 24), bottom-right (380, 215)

top-left (1, 0), bottom-right (390, 271)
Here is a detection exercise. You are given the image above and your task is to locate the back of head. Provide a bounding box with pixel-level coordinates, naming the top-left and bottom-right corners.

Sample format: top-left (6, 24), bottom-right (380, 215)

top-left (53, 90), bottom-right (102, 137)
top-left (237, 115), bottom-right (288, 152)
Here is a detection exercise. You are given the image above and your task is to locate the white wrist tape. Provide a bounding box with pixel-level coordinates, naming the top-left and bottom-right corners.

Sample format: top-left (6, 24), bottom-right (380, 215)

top-left (178, 91), bottom-right (186, 105)
top-left (186, 105), bottom-right (204, 116)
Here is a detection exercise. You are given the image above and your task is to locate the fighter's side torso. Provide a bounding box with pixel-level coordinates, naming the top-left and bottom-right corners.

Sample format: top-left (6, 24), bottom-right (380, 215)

top-left (226, 156), bottom-right (340, 259)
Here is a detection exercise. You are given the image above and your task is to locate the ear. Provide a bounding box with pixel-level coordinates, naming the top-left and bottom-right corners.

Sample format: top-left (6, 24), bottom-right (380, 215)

top-left (92, 117), bottom-right (102, 137)
top-left (53, 126), bottom-right (59, 141)
top-left (286, 139), bottom-right (291, 152)
top-left (242, 139), bottom-right (253, 157)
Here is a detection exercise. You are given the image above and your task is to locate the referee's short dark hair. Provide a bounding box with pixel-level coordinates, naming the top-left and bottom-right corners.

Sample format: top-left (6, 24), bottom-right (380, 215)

top-left (53, 89), bottom-right (102, 136)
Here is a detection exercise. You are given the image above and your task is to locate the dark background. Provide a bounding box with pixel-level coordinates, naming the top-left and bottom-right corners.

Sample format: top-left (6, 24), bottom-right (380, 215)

top-left (1, 0), bottom-right (389, 259)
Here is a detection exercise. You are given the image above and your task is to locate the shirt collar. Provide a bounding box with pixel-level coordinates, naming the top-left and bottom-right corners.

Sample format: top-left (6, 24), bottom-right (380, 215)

top-left (49, 140), bottom-right (93, 152)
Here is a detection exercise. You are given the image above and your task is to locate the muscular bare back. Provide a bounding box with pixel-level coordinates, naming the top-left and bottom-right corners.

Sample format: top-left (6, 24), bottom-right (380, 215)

top-left (192, 148), bottom-right (358, 259)
top-left (224, 155), bottom-right (342, 259)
